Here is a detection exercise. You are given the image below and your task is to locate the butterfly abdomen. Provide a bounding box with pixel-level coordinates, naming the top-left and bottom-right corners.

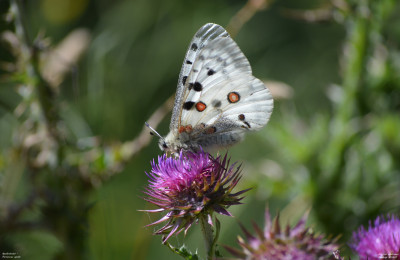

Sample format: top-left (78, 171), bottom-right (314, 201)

top-left (195, 132), bottom-right (243, 151)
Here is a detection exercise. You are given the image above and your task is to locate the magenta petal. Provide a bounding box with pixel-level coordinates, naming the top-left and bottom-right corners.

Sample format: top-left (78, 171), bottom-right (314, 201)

top-left (207, 214), bottom-right (213, 226)
top-left (146, 215), bottom-right (170, 227)
top-left (162, 220), bottom-right (182, 243)
top-left (350, 214), bottom-right (400, 259)
top-left (138, 208), bottom-right (164, 213)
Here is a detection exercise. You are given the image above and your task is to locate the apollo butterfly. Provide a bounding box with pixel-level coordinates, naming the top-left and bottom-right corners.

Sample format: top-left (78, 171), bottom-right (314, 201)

top-left (147, 23), bottom-right (273, 153)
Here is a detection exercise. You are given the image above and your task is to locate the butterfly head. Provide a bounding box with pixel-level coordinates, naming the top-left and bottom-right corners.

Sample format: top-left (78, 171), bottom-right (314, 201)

top-left (145, 122), bottom-right (169, 150)
top-left (158, 138), bottom-right (169, 152)
top-left (159, 131), bottom-right (186, 154)
top-left (145, 122), bottom-right (182, 153)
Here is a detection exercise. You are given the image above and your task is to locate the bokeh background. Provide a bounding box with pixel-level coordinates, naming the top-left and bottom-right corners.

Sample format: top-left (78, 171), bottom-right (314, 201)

top-left (1, 0), bottom-right (400, 259)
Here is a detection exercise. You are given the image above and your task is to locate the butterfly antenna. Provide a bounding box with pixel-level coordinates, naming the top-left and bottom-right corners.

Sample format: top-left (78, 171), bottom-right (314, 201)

top-left (145, 122), bottom-right (165, 141)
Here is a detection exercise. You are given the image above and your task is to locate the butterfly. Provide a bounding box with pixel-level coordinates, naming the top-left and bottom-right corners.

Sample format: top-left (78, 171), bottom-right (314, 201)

top-left (148, 23), bottom-right (273, 154)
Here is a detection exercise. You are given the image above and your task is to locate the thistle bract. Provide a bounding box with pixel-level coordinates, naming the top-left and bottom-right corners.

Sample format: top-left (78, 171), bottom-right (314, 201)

top-left (143, 149), bottom-right (247, 242)
top-left (350, 215), bottom-right (400, 260)
top-left (225, 208), bottom-right (339, 260)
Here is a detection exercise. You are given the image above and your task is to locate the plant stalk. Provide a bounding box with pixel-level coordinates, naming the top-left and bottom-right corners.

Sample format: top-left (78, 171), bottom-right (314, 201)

top-left (200, 215), bottom-right (215, 259)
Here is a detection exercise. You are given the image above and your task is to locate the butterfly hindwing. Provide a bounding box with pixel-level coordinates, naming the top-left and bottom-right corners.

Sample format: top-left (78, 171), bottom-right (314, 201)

top-left (182, 75), bottom-right (273, 149)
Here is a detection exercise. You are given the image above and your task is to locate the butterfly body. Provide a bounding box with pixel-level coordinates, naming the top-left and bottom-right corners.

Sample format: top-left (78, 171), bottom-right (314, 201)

top-left (159, 23), bottom-right (273, 153)
top-left (161, 120), bottom-right (245, 153)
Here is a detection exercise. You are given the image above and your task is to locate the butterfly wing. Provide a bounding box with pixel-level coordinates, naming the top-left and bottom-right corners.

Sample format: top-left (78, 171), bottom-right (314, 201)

top-left (177, 33), bottom-right (273, 150)
top-left (165, 23), bottom-right (273, 152)
top-left (170, 23), bottom-right (229, 132)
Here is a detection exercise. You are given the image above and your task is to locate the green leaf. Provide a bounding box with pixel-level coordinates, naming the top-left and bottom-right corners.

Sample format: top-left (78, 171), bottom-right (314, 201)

top-left (163, 241), bottom-right (200, 260)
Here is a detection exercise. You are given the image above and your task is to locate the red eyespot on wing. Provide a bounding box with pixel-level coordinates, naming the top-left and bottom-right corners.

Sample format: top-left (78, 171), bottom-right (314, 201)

top-left (185, 125), bottom-right (193, 133)
top-left (228, 92), bottom-right (240, 103)
top-left (205, 127), bottom-right (216, 134)
top-left (179, 125), bottom-right (193, 134)
top-left (195, 102), bottom-right (207, 112)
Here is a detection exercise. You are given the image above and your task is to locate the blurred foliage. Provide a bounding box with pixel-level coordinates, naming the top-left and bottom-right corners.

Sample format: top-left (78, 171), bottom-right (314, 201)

top-left (0, 0), bottom-right (399, 259)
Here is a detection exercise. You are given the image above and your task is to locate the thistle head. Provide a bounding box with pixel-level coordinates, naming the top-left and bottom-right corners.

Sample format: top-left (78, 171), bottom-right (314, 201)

top-left (349, 214), bottom-right (400, 260)
top-left (225, 208), bottom-right (340, 260)
top-left (142, 149), bottom-right (248, 242)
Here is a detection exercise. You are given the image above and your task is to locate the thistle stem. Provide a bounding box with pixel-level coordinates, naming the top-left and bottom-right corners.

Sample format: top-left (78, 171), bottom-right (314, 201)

top-left (200, 215), bottom-right (215, 259)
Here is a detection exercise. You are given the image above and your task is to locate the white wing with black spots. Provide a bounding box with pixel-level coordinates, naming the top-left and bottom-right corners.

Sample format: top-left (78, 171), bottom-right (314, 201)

top-left (182, 36), bottom-right (251, 109)
top-left (170, 23), bottom-right (229, 131)
top-left (161, 23), bottom-right (274, 153)
top-left (180, 36), bottom-right (272, 132)
top-left (182, 74), bottom-right (273, 146)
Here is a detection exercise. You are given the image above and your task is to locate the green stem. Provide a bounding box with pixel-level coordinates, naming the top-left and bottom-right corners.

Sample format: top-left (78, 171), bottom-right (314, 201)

top-left (313, 0), bottom-right (372, 234)
top-left (9, 2), bottom-right (87, 259)
top-left (12, 0), bottom-right (60, 139)
top-left (325, 0), bottom-right (370, 179)
top-left (200, 215), bottom-right (215, 259)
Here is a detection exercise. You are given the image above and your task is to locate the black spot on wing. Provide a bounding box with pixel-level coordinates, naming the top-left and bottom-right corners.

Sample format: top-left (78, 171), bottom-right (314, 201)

top-left (207, 69), bottom-right (215, 76)
top-left (182, 76), bottom-right (187, 85)
top-left (183, 101), bottom-right (195, 110)
top-left (186, 60), bottom-right (193, 64)
top-left (212, 100), bottom-right (221, 108)
top-left (191, 43), bottom-right (198, 51)
top-left (193, 82), bottom-right (202, 92)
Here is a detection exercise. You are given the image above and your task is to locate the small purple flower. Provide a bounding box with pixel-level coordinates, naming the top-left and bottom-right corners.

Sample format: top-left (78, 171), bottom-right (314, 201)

top-left (225, 208), bottom-right (340, 260)
top-left (142, 149), bottom-right (248, 242)
top-left (350, 215), bottom-right (400, 260)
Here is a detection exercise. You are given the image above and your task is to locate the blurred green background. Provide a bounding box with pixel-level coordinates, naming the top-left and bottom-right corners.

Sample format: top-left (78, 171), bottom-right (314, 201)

top-left (1, 0), bottom-right (400, 259)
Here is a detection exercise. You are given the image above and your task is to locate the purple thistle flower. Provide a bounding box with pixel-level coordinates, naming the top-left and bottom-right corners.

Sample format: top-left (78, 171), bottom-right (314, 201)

top-left (350, 215), bottom-right (400, 260)
top-left (142, 149), bottom-right (248, 242)
top-left (225, 208), bottom-right (340, 260)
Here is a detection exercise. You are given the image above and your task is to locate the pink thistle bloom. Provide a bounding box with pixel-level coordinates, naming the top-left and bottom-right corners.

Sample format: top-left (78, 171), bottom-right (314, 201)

top-left (142, 149), bottom-right (248, 242)
top-left (225, 208), bottom-right (340, 260)
top-left (350, 215), bottom-right (400, 260)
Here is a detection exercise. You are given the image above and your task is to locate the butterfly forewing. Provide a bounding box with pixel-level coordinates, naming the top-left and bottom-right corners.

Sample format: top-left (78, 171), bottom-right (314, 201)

top-left (170, 24), bottom-right (229, 131)
top-left (183, 37), bottom-right (251, 106)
